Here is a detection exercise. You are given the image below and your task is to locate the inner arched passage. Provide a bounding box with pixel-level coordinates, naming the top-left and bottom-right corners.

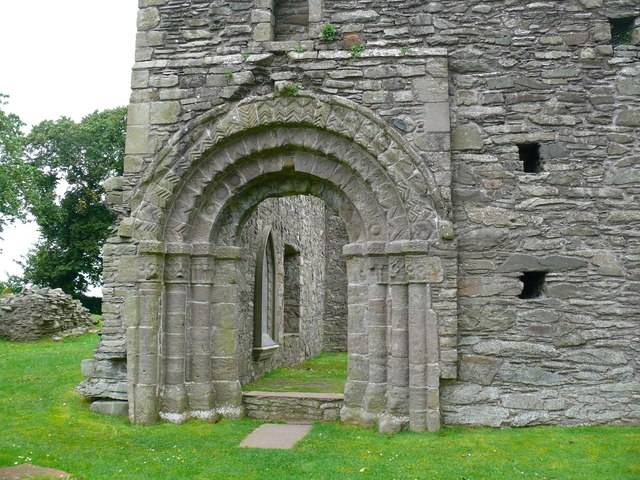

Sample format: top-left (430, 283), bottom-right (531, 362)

top-left (235, 193), bottom-right (348, 390)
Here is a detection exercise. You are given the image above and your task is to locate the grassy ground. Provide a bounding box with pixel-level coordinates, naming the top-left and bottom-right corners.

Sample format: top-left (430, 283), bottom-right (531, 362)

top-left (0, 335), bottom-right (638, 480)
top-left (243, 352), bottom-right (347, 393)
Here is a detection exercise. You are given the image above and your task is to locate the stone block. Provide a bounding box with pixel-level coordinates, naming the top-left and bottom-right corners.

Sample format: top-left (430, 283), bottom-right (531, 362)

top-left (423, 102), bottom-right (451, 133)
top-left (150, 101), bottom-right (181, 124)
top-left (414, 77), bottom-right (448, 103)
top-left (333, 10), bottom-right (379, 23)
top-left (451, 123), bottom-right (483, 151)
top-left (459, 355), bottom-right (501, 386)
top-left (137, 8), bottom-right (161, 31)
top-left (91, 400), bottom-right (129, 417)
top-left (253, 23), bottom-right (273, 42)
top-left (617, 110), bottom-right (640, 127)
top-left (124, 126), bottom-right (151, 155)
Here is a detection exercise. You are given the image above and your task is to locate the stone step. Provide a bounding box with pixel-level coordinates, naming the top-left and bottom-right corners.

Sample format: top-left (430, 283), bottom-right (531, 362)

top-left (242, 391), bottom-right (344, 422)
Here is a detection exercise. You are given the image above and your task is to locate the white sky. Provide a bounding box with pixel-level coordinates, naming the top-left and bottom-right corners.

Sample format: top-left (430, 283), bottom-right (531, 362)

top-left (0, 1), bottom-right (138, 293)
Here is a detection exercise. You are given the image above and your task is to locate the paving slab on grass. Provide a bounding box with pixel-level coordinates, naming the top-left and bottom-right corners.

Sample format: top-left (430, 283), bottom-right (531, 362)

top-left (239, 423), bottom-right (312, 449)
top-left (0, 464), bottom-right (71, 479)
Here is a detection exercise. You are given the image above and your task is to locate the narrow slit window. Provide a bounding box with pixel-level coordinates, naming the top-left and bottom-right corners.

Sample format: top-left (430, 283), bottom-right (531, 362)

top-left (518, 271), bottom-right (547, 299)
top-left (519, 143), bottom-right (542, 173)
top-left (254, 229), bottom-right (278, 354)
top-left (609, 17), bottom-right (636, 47)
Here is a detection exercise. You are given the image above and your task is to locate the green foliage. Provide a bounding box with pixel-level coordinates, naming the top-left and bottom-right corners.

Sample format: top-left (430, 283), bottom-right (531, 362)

top-left (278, 83), bottom-right (300, 97)
top-left (0, 334), bottom-right (639, 479)
top-left (294, 43), bottom-right (306, 53)
top-left (400, 46), bottom-right (410, 55)
top-left (21, 107), bottom-right (126, 296)
top-left (0, 276), bottom-right (23, 295)
top-left (321, 23), bottom-right (338, 42)
top-left (350, 43), bottom-right (365, 59)
top-left (0, 94), bottom-right (37, 231)
top-left (244, 352), bottom-right (347, 393)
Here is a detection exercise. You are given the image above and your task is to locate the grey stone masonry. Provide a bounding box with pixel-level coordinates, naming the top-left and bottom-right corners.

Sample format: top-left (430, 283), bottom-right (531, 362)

top-left (243, 391), bottom-right (344, 422)
top-left (81, 0), bottom-right (640, 432)
top-left (0, 288), bottom-right (94, 341)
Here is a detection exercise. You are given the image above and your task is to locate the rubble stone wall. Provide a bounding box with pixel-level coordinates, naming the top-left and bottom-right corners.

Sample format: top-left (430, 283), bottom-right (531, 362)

top-left (0, 288), bottom-right (93, 341)
top-left (322, 210), bottom-right (349, 352)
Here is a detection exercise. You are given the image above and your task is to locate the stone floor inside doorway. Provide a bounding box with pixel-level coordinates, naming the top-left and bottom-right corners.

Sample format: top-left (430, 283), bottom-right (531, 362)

top-left (243, 352), bottom-right (347, 394)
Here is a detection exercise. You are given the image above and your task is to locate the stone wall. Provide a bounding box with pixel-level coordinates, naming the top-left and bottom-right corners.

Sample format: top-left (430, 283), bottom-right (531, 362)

top-left (84, 0), bottom-right (640, 427)
top-left (0, 288), bottom-right (94, 341)
top-left (322, 210), bottom-right (348, 352)
top-left (437, 0), bottom-right (640, 427)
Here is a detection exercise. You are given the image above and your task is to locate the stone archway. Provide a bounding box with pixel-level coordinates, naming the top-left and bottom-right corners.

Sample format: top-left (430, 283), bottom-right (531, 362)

top-left (125, 93), bottom-right (450, 432)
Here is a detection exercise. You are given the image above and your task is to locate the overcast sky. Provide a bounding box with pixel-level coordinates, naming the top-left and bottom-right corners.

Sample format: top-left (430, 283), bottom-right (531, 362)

top-left (0, 1), bottom-right (138, 291)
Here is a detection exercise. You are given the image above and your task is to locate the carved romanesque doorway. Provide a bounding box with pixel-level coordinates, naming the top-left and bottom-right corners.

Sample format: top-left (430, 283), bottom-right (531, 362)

top-left (125, 94), bottom-right (452, 432)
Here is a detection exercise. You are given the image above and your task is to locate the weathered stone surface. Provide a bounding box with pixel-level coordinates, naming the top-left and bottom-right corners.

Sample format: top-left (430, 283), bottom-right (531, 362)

top-left (459, 355), bottom-right (501, 386)
top-left (243, 391), bottom-right (344, 422)
top-left (83, 0), bottom-right (640, 432)
top-left (0, 289), bottom-right (94, 341)
top-left (451, 123), bottom-right (483, 151)
top-left (0, 465), bottom-right (71, 480)
top-left (240, 423), bottom-right (312, 449)
top-left (90, 400), bottom-right (129, 417)
top-left (617, 110), bottom-right (640, 127)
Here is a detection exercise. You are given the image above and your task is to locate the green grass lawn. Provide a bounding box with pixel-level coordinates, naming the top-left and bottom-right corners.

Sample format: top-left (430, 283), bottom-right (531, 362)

top-left (243, 352), bottom-right (347, 393)
top-left (0, 335), bottom-right (638, 480)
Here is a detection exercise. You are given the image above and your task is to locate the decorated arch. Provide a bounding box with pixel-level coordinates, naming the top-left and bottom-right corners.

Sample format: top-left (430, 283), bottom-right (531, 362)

top-left (124, 94), bottom-right (450, 432)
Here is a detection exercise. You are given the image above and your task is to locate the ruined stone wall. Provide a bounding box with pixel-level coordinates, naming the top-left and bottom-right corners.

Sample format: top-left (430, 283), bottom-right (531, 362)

top-left (237, 195), bottom-right (327, 384)
top-left (322, 210), bottom-right (348, 352)
top-left (87, 0), bottom-right (640, 427)
top-left (0, 288), bottom-right (94, 341)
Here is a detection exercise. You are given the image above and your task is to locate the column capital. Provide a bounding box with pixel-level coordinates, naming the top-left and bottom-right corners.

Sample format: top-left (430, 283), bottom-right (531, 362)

top-left (405, 255), bottom-right (444, 284)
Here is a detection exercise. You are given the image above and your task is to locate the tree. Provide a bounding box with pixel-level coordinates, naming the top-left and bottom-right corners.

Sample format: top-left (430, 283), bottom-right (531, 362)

top-left (22, 107), bottom-right (127, 296)
top-left (0, 94), bottom-right (35, 231)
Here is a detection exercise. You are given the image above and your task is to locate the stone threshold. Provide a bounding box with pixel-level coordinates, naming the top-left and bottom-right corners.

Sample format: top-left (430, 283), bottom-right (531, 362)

top-left (243, 390), bottom-right (344, 422)
top-left (243, 390), bottom-right (344, 400)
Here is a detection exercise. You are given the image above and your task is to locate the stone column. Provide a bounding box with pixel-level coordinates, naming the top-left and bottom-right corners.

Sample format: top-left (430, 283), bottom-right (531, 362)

top-left (379, 255), bottom-right (410, 433)
top-left (160, 251), bottom-right (190, 419)
top-left (128, 250), bottom-right (163, 425)
top-left (406, 255), bottom-right (441, 433)
top-left (340, 243), bottom-right (369, 424)
top-left (186, 246), bottom-right (216, 419)
top-left (210, 246), bottom-right (243, 418)
top-left (362, 253), bottom-right (389, 426)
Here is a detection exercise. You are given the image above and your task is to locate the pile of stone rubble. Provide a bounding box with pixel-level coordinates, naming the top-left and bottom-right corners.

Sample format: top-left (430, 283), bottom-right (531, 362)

top-left (0, 288), bottom-right (96, 341)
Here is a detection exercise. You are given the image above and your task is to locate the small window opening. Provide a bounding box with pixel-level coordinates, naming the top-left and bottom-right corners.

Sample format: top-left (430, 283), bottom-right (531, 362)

top-left (254, 229), bottom-right (278, 358)
top-left (518, 271), bottom-right (547, 299)
top-left (274, 0), bottom-right (309, 40)
top-left (609, 17), bottom-right (636, 46)
top-left (283, 244), bottom-right (301, 334)
top-left (519, 143), bottom-right (542, 173)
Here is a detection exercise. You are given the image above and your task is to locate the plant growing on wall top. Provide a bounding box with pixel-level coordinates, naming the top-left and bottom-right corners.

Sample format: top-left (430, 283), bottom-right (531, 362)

top-left (278, 83), bottom-right (300, 97)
